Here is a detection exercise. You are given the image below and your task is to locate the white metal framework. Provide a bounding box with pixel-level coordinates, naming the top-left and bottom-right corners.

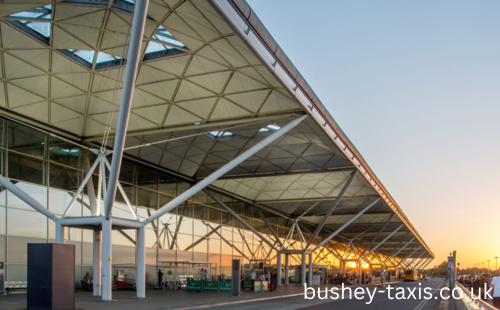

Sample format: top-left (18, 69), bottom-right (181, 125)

top-left (0, 0), bottom-right (434, 301)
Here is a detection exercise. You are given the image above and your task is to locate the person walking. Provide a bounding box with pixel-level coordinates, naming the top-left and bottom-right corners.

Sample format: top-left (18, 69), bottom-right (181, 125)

top-left (251, 269), bottom-right (256, 290)
top-left (158, 269), bottom-right (164, 288)
top-left (490, 276), bottom-right (500, 308)
top-left (241, 268), bottom-right (245, 290)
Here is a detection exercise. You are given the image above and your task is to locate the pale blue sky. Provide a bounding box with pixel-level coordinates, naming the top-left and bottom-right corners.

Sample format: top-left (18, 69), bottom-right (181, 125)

top-left (247, 0), bottom-right (500, 267)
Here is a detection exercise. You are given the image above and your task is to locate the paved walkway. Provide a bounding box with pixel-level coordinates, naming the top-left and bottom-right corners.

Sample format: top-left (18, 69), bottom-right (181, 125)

top-left (0, 280), bottom-right (403, 310)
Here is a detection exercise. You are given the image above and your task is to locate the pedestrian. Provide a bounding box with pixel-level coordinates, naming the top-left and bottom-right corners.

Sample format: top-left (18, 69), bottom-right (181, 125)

top-left (473, 277), bottom-right (482, 297)
top-left (251, 269), bottom-right (256, 290)
top-left (158, 269), bottom-right (164, 288)
top-left (241, 268), bottom-right (245, 290)
top-left (490, 276), bottom-right (500, 308)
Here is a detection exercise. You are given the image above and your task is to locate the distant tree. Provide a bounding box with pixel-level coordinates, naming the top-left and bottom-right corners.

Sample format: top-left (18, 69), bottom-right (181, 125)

top-left (427, 261), bottom-right (448, 275)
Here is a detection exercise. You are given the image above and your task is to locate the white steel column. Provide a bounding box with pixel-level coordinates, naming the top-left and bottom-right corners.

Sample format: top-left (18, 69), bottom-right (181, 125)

top-left (308, 253), bottom-right (313, 286)
top-left (285, 254), bottom-right (289, 285)
top-left (101, 219), bottom-right (113, 301)
top-left (93, 229), bottom-right (102, 296)
top-left (55, 220), bottom-right (65, 244)
top-left (277, 251), bottom-right (282, 286)
top-left (144, 115), bottom-right (307, 225)
top-left (104, 0), bottom-right (150, 220)
top-left (136, 226), bottom-right (146, 298)
top-left (301, 252), bottom-right (306, 286)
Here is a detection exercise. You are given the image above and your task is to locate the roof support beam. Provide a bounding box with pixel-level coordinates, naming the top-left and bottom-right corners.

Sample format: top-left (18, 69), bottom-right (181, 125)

top-left (397, 246), bottom-right (422, 268)
top-left (256, 208), bottom-right (283, 248)
top-left (143, 115), bottom-right (307, 225)
top-left (408, 251), bottom-right (427, 269)
top-left (104, 0), bottom-right (149, 220)
top-left (414, 257), bottom-right (430, 270)
top-left (312, 198), bottom-right (380, 252)
top-left (0, 174), bottom-right (58, 221)
top-left (361, 224), bottom-right (404, 261)
top-left (385, 237), bottom-right (414, 264)
top-left (384, 232), bottom-right (410, 262)
top-left (85, 112), bottom-right (301, 142)
top-left (421, 259), bottom-right (433, 270)
top-left (205, 190), bottom-right (278, 251)
top-left (360, 214), bottom-right (394, 257)
top-left (305, 171), bottom-right (357, 249)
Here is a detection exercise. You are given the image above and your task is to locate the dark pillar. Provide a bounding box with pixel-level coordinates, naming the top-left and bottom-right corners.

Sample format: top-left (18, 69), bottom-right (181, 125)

top-left (28, 243), bottom-right (75, 310)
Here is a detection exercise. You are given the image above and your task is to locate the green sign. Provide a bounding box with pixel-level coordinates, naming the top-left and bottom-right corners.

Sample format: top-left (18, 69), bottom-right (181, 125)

top-left (203, 281), bottom-right (219, 292)
top-left (219, 280), bottom-right (232, 292)
top-left (243, 279), bottom-right (252, 289)
top-left (167, 270), bottom-right (172, 275)
top-left (254, 281), bottom-right (263, 292)
top-left (186, 280), bottom-right (202, 292)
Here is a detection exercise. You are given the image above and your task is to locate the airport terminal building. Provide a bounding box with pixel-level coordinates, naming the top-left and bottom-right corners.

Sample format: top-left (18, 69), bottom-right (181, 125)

top-left (0, 0), bottom-right (433, 300)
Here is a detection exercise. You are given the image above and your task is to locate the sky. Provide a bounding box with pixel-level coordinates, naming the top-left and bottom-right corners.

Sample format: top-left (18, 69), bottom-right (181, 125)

top-left (247, 0), bottom-right (500, 269)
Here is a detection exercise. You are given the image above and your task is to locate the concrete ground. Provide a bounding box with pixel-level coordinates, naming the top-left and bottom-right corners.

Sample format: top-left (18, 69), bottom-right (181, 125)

top-left (0, 279), bottom-right (445, 310)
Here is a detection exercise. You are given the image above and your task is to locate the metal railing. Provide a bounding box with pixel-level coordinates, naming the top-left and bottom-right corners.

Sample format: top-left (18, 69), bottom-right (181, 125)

top-left (455, 283), bottom-right (496, 310)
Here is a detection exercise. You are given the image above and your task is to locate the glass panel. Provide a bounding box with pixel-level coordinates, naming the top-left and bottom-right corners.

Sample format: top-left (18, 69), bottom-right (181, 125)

top-left (82, 243), bottom-right (93, 265)
top-left (221, 240), bottom-right (232, 256)
top-left (208, 207), bottom-right (221, 224)
top-left (119, 160), bottom-right (135, 184)
top-left (209, 236), bottom-right (220, 254)
top-left (7, 209), bottom-right (47, 238)
top-left (0, 185), bottom-right (6, 206)
top-left (0, 236), bottom-right (5, 261)
top-left (176, 234), bottom-right (192, 252)
top-left (8, 152), bottom-right (46, 185)
top-left (136, 187), bottom-right (157, 209)
top-left (49, 163), bottom-right (80, 191)
top-left (115, 182), bottom-right (135, 206)
top-left (82, 229), bottom-right (93, 243)
top-left (193, 218), bottom-right (207, 236)
top-left (192, 203), bottom-right (206, 221)
top-left (67, 241), bottom-right (82, 265)
top-left (7, 182), bottom-right (47, 210)
top-left (158, 193), bottom-right (174, 210)
top-left (145, 229), bottom-right (157, 248)
top-left (136, 166), bottom-right (157, 190)
top-left (7, 236), bottom-right (46, 263)
top-left (0, 120), bottom-right (5, 148)
top-left (49, 188), bottom-right (81, 216)
top-left (0, 207), bottom-right (5, 234)
top-left (112, 245), bottom-right (135, 264)
top-left (66, 228), bottom-right (82, 242)
top-left (112, 229), bottom-right (136, 246)
top-left (6, 264), bottom-right (27, 281)
top-left (75, 267), bottom-right (82, 288)
top-left (48, 137), bottom-right (81, 168)
top-left (178, 217), bottom-right (192, 235)
top-left (158, 174), bottom-right (176, 195)
top-left (7, 122), bottom-right (46, 159)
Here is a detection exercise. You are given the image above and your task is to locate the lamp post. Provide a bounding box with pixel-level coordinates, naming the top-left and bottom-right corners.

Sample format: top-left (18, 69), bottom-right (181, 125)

top-left (482, 262), bottom-right (485, 274)
top-left (495, 257), bottom-right (498, 275)
top-left (488, 260), bottom-right (491, 273)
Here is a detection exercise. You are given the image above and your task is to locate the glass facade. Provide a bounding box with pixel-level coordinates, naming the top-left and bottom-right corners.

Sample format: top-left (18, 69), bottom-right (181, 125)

top-left (0, 118), bottom-right (340, 287)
